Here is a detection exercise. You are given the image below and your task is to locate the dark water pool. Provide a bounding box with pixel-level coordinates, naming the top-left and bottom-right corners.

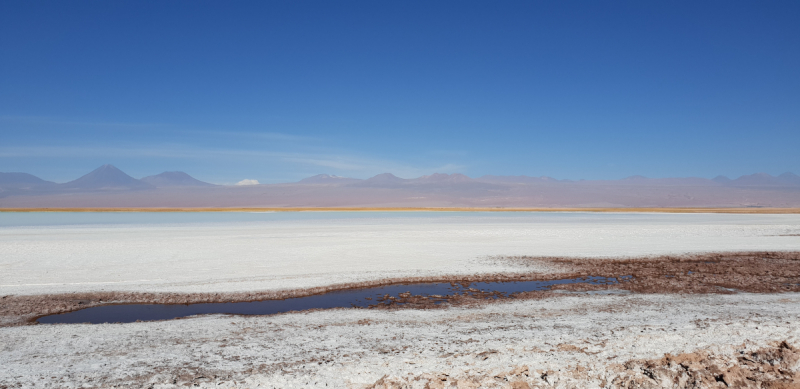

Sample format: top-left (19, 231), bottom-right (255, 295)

top-left (36, 276), bottom-right (632, 324)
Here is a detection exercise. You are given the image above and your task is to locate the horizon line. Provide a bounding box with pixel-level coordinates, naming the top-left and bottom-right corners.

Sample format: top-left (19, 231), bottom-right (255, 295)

top-left (3, 207), bottom-right (800, 214)
top-left (3, 163), bottom-right (799, 185)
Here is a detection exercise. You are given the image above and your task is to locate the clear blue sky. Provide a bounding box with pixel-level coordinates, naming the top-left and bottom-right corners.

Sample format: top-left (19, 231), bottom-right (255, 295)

top-left (1, 1), bottom-right (798, 184)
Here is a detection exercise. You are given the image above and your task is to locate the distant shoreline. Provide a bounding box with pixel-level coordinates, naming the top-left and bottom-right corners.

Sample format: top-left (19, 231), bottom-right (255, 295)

top-left (2, 207), bottom-right (800, 213)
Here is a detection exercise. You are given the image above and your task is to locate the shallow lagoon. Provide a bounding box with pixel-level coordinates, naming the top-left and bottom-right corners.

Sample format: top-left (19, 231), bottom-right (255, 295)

top-left (3, 210), bottom-right (800, 228)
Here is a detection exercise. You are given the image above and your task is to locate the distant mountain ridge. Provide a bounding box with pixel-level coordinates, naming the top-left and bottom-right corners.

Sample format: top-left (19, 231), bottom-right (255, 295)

top-left (713, 172), bottom-right (800, 187)
top-left (0, 172), bottom-right (56, 188)
top-left (298, 174), bottom-right (361, 184)
top-left (0, 172), bottom-right (58, 197)
top-left (63, 164), bottom-right (153, 190)
top-left (2, 165), bottom-right (799, 190)
top-left (0, 165), bottom-right (213, 195)
top-left (1, 165), bottom-right (799, 207)
top-left (478, 175), bottom-right (564, 184)
top-left (141, 171), bottom-right (214, 187)
top-left (366, 173), bottom-right (406, 183)
top-left (780, 172), bottom-right (800, 185)
top-left (297, 171), bottom-right (800, 188)
top-left (415, 173), bottom-right (474, 183)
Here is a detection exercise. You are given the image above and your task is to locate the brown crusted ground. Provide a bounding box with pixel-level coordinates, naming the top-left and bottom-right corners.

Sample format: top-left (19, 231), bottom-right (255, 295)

top-left (610, 341), bottom-right (800, 388)
top-left (2, 251), bottom-right (799, 327)
top-left (365, 341), bottom-right (800, 389)
top-left (373, 251), bottom-right (800, 307)
top-left (548, 250), bottom-right (800, 294)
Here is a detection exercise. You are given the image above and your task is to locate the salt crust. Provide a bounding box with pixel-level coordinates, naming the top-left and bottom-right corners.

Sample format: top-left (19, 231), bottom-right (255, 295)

top-left (2, 213), bottom-right (800, 387)
top-left (1, 293), bottom-right (798, 388)
top-left (2, 213), bottom-right (800, 295)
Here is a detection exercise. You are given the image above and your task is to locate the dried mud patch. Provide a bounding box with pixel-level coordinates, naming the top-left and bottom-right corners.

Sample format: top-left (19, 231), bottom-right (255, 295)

top-left (4, 251), bottom-right (800, 327)
top-left (542, 250), bottom-right (800, 294)
top-left (366, 341), bottom-right (800, 389)
top-left (611, 341), bottom-right (800, 388)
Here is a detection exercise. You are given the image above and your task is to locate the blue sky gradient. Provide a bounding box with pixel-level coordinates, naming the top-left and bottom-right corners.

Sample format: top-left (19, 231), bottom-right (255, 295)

top-left (1, 1), bottom-right (798, 183)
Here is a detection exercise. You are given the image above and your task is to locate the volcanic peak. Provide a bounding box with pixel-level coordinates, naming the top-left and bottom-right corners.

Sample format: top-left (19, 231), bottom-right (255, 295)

top-left (63, 164), bottom-right (153, 190)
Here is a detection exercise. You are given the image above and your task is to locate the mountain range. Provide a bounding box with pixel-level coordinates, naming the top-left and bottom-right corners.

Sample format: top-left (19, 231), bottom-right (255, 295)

top-left (0, 165), bottom-right (215, 199)
top-left (1, 164), bottom-right (799, 208)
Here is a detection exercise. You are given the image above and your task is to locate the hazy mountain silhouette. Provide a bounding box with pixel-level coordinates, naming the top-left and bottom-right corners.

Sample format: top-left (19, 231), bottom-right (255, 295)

top-left (298, 174), bottom-right (362, 184)
top-left (779, 172), bottom-right (800, 185)
top-left (0, 172), bottom-right (58, 197)
top-left (141, 171), bottom-right (214, 187)
top-left (367, 173), bottom-right (406, 183)
top-left (0, 172), bottom-right (56, 189)
top-left (2, 168), bottom-right (799, 207)
top-left (589, 176), bottom-right (719, 186)
top-left (712, 175), bottom-right (732, 184)
top-left (730, 173), bottom-right (798, 187)
top-left (62, 164), bottom-right (153, 190)
top-left (412, 173), bottom-right (474, 184)
top-left (477, 175), bottom-right (562, 184)
top-left (351, 173), bottom-right (408, 188)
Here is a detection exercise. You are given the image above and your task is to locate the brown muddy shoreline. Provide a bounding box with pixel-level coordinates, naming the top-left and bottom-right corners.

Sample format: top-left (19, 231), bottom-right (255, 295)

top-left (3, 251), bottom-right (799, 327)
